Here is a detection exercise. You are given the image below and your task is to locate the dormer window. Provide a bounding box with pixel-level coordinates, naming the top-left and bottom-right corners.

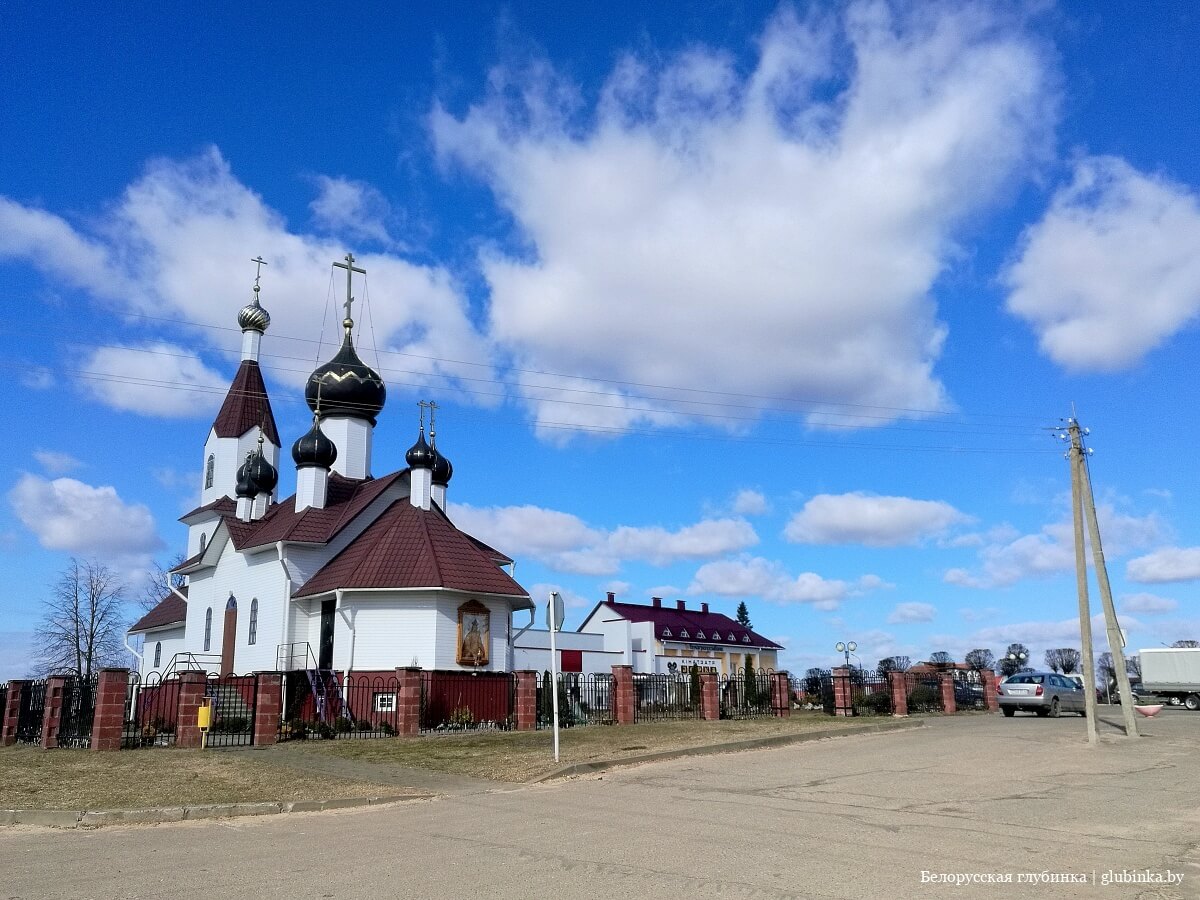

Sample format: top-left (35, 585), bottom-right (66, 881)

top-left (728, 632), bottom-right (736, 642)
top-left (742, 635), bottom-right (751, 643)
top-left (696, 630), bottom-right (706, 640)
top-left (679, 629), bottom-right (689, 639)
top-left (661, 627), bottom-right (672, 638)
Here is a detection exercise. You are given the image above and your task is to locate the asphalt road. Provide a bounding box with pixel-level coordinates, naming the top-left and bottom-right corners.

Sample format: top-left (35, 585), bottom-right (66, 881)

top-left (2, 709), bottom-right (1198, 900)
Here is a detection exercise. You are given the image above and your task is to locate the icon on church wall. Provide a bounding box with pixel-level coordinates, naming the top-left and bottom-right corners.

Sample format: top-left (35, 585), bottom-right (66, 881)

top-left (457, 600), bottom-right (490, 667)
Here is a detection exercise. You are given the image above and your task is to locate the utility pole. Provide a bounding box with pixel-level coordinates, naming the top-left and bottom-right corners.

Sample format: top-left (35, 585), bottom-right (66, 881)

top-left (1063, 415), bottom-right (1138, 738)
top-left (1066, 417), bottom-right (1098, 745)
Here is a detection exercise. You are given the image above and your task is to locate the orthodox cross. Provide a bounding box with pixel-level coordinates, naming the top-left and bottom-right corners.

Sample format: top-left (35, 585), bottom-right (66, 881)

top-left (332, 252), bottom-right (366, 322)
top-left (428, 400), bottom-right (439, 445)
top-left (418, 399), bottom-right (430, 432)
top-left (250, 256), bottom-right (268, 292)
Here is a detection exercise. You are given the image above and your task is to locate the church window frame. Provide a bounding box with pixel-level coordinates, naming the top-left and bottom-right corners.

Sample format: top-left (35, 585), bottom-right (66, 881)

top-left (248, 598), bottom-right (258, 645)
top-left (205, 455), bottom-right (215, 490)
top-left (199, 532), bottom-right (207, 554)
top-left (204, 608), bottom-right (212, 651)
top-left (153, 642), bottom-right (161, 668)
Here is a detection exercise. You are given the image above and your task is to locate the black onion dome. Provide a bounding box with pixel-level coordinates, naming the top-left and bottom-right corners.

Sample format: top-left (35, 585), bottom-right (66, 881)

top-left (405, 429), bottom-right (434, 469)
top-left (304, 327), bottom-right (386, 424)
top-left (292, 418), bottom-right (337, 469)
top-left (245, 450), bottom-right (278, 495)
top-left (235, 456), bottom-right (256, 498)
top-left (431, 446), bottom-right (453, 485)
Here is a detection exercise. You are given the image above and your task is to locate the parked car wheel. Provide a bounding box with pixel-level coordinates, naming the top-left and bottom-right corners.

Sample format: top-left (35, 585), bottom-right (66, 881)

top-left (1049, 698), bottom-right (1061, 718)
top-left (1002, 707), bottom-right (1016, 717)
top-left (1185, 693), bottom-right (1200, 711)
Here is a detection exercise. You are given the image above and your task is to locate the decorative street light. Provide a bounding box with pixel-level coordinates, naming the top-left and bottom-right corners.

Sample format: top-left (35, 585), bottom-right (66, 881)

top-left (835, 641), bottom-right (857, 667)
top-left (1006, 650), bottom-right (1028, 673)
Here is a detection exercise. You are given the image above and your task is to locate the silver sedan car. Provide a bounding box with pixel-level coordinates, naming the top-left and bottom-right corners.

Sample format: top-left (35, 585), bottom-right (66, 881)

top-left (998, 672), bottom-right (1086, 718)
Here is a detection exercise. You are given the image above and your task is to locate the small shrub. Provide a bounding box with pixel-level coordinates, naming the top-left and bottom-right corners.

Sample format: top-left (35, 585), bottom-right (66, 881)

top-left (334, 716), bottom-right (354, 733)
top-left (357, 719), bottom-right (372, 732)
top-left (857, 690), bottom-right (892, 715)
top-left (378, 720), bottom-right (396, 736)
top-left (217, 716), bottom-right (249, 734)
top-left (907, 685), bottom-right (940, 712)
top-left (316, 722), bottom-right (336, 740)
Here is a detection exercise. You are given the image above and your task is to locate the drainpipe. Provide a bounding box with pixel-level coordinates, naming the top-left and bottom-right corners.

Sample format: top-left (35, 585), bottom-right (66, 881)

top-left (276, 542), bottom-right (291, 668)
top-left (336, 589), bottom-right (355, 685)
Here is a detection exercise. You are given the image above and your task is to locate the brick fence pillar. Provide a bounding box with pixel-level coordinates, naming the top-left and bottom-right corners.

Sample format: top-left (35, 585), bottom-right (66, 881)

top-left (252, 672), bottom-right (282, 746)
top-left (699, 672), bottom-right (719, 721)
top-left (90, 668), bottom-right (129, 751)
top-left (40, 675), bottom-right (71, 749)
top-left (889, 671), bottom-right (909, 717)
top-left (514, 670), bottom-right (538, 731)
top-left (395, 667), bottom-right (422, 736)
top-left (832, 666), bottom-right (854, 716)
top-left (1, 679), bottom-right (27, 746)
top-left (772, 673), bottom-right (792, 717)
top-left (612, 665), bottom-right (635, 725)
top-left (940, 672), bottom-right (957, 715)
top-left (981, 669), bottom-right (999, 711)
top-left (175, 671), bottom-right (209, 749)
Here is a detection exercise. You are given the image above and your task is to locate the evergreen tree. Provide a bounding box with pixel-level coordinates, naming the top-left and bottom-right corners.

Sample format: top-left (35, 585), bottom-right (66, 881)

top-left (743, 652), bottom-right (757, 705)
top-left (736, 602), bottom-right (752, 629)
top-left (689, 664), bottom-right (701, 709)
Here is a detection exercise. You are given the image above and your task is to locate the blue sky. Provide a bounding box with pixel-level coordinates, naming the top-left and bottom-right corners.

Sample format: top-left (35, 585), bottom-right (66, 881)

top-left (3, 2), bottom-right (1200, 680)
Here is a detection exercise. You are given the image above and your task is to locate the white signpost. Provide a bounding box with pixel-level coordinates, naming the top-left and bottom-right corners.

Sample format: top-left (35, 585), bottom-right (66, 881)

top-left (547, 591), bottom-right (565, 762)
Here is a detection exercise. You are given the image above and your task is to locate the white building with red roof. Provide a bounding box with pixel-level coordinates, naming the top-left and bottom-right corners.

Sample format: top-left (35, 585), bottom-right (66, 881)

top-left (128, 256), bottom-right (533, 680)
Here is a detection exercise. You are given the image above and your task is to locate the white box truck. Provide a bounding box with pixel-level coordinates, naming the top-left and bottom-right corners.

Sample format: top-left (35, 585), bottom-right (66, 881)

top-left (1139, 647), bottom-right (1200, 710)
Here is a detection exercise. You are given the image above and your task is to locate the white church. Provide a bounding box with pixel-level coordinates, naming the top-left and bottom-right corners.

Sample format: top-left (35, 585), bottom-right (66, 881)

top-left (129, 256), bottom-right (536, 680)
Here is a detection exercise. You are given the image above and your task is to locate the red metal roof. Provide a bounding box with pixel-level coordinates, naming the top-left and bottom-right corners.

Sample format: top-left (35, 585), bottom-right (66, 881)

top-left (213, 359), bottom-right (280, 446)
top-left (179, 496), bottom-right (236, 523)
top-left (128, 588), bottom-right (188, 633)
top-left (588, 600), bottom-right (783, 650)
top-left (226, 471), bottom-right (404, 551)
top-left (294, 499), bottom-right (530, 600)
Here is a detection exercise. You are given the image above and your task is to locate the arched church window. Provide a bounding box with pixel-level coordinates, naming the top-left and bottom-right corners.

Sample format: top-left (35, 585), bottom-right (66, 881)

top-left (153, 642), bottom-right (161, 668)
top-left (205, 455), bottom-right (215, 490)
top-left (248, 598), bottom-right (258, 645)
top-left (204, 608), bottom-right (212, 651)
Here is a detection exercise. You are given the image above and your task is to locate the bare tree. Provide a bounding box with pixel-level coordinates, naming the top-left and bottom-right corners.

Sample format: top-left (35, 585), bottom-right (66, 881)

top-left (137, 553), bottom-right (186, 612)
top-left (1057, 648), bottom-right (1081, 674)
top-left (876, 656), bottom-right (911, 676)
top-left (1044, 649), bottom-right (1062, 672)
top-left (34, 558), bottom-right (129, 678)
top-left (964, 648), bottom-right (995, 671)
top-left (1172, 639), bottom-right (1200, 648)
top-left (928, 651), bottom-right (954, 668)
top-left (999, 643), bottom-right (1031, 677)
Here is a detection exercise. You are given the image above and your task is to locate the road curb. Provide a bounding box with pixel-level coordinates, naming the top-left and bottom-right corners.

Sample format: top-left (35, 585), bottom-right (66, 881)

top-left (528, 718), bottom-right (926, 783)
top-left (1, 793), bottom-right (432, 829)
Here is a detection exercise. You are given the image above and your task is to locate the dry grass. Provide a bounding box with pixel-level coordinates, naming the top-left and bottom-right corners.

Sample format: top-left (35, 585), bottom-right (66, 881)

top-left (297, 711), bottom-right (871, 782)
top-left (0, 746), bottom-right (401, 811)
top-left (0, 713), bottom-right (892, 810)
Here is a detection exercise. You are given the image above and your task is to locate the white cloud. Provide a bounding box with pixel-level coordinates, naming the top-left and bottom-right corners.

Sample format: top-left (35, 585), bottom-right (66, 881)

top-left (20, 367), bottom-right (55, 390)
top-left (33, 450), bottom-right (83, 475)
top-left (1127, 547), bottom-right (1200, 584)
top-left (308, 174), bottom-right (397, 247)
top-left (7, 474), bottom-right (163, 558)
top-left (0, 148), bottom-right (494, 410)
top-left (785, 492), bottom-right (967, 546)
top-left (687, 555), bottom-right (885, 610)
top-left (432, 3), bottom-right (1052, 434)
top-left (888, 602), bottom-right (936, 624)
top-left (452, 503), bottom-right (756, 575)
top-left (731, 489), bottom-right (770, 516)
top-left (0, 631), bottom-right (35, 681)
top-left (1120, 593), bottom-right (1178, 615)
top-left (527, 582), bottom-right (593, 612)
top-left (80, 344), bottom-right (228, 417)
top-left (1006, 156), bottom-right (1200, 370)
top-left (947, 505), bottom-right (1164, 588)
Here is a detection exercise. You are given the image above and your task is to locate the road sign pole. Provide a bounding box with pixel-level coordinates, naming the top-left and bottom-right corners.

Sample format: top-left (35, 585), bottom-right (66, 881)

top-left (548, 592), bottom-right (561, 763)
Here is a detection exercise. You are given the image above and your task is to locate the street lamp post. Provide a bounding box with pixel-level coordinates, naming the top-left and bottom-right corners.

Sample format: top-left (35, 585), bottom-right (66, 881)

top-left (1006, 650), bottom-right (1028, 677)
top-left (835, 641), bottom-right (857, 668)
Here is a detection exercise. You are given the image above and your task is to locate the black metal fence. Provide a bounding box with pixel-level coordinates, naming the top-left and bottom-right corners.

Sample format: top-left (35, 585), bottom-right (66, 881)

top-left (15, 679), bottom-right (47, 745)
top-left (849, 671), bottom-right (893, 717)
top-left (420, 671), bottom-right (515, 734)
top-left (56, 676), bottom-right (98, 748)
top-left (537, 672), bottom-right (614, 728)
top-left (633, 673), bottom-right (704, 722)
top-left (204, 674), bottom-right (258, 747)
top-left (718, 669), bottom-right (777, 719)
top-left (905, 672), bottom-right (944, 713)
top-left (279, 674), bottom-right (403, 741)
top-left (123, 672), bottom-right (180, 748)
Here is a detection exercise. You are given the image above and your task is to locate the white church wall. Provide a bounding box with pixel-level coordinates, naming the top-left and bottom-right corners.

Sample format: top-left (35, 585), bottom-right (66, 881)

top-left (432, 595), bottom-right (512, 672)
top-left (139, 625), bottom-right (186, 679)
top-left (200, 427), bottom-right (280, 509)
top-left (335, 593), bottom-right (439, 671)
top-left (181, 567), bottom-right (218, 669)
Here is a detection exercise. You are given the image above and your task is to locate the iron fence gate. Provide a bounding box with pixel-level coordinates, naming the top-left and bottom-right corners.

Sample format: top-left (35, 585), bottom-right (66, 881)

top-left (718, 669), bottom-right (776, 719)
top-left (905, 672), bottom-right (944, 712)
top-left (56, 675), bottom-right (98, 748)
top-left (15, 679), bottom-right (47, 745)
top-left (123, 672), bottom-right (181, 748)
top-left (849, 671), bottom-right (893, 716)
top-left (205, 674), bottom-right (258, 747)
